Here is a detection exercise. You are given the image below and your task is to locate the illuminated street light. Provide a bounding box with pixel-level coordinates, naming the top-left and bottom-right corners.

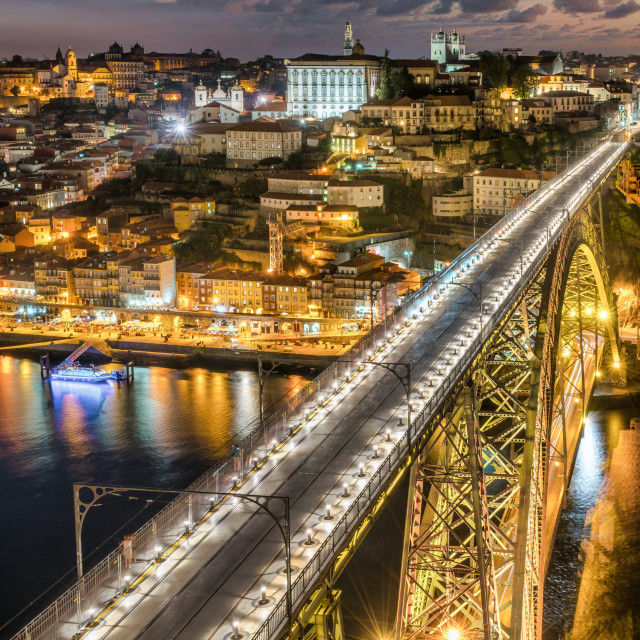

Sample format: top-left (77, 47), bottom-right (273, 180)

top-left (446, 629), bottom-right (460, 640)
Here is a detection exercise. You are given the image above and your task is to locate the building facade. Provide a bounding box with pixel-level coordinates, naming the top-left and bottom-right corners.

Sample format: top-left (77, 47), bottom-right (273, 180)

top-left (430, 28), bottom-right (466, 66)
top-left (286, 41), bottom-right (380, 119)
top-left (226, 119), bottom-right (303, 168)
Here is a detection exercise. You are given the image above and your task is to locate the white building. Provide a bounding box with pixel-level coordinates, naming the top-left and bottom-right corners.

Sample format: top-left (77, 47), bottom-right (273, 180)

top-left (286, 41), bottom-right (380, 119)
top-left (430, 28), bottom-right (466, 66)
top-left (327, 180), bottom-right (384, 208)
top-left (432, 190), bottom-right (473, 220)
top-left (473, 168), bottom-right (554, 217)
top-left (194, 79), bottom-right (245, 111)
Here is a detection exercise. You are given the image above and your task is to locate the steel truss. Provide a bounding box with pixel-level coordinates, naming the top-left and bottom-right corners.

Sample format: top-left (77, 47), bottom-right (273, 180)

top-left (396, 208), bottom-right (622, 640)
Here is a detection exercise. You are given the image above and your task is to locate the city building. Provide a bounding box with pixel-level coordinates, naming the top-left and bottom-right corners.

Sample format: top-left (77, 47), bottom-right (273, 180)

top-left (520, 99), bottom-right (553, 125)
top-left (326, 180), bottom-right (384, 208)
top-left (170, 197), bottom-right (216, 232)
top-left (176, 262), bottom-right (210, 310)
top-left (226, 119), bottom-right (303, 168)
top-left (432, 191), bottom-right (473, 221)
top-left (171, 123), bottom-right (233, 163)
top-left (430, 28), bottom-right (466, 66)
top-left (308, 253), bottom-right (420, 318)
top-left (286, 25), bottom-right (381, 119)
top-left (285, 203), bottom-right (359, 227)
top-left (194, 80), bottom-right (245, 110)
top-left (197, 268), bottom-right (308, 315)
top-left (540, 90), bottom-right (595, 115)
top-left (473, 168), bottom-right (555, 217)
top-left (0, 267), bottom-right (36, 298)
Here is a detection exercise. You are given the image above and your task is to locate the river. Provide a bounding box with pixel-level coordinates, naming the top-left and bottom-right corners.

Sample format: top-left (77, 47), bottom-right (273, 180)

top-left (1, 352), bottom-right (637, 639)
top-left (0, 356), bottom-right (312, 635)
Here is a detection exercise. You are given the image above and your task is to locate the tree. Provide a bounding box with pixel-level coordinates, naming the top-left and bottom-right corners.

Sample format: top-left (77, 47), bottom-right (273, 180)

top-left (153, 148), bottom-right (180, 164)
top-left (235, 176), bottom-right (268, 199)
top-left (283, 152), bottom-right (304, 169)
top-left (9, 86), bottom-right (19, 97)
top-left (258, 156), bottom-right (283, 167)
top-left (479, 55), bottom-right (510, 91)
top-left (376, 49), bottom-right (393, 100)
top-left (391, 67), bottom-right (414, 99)
top-left (11, 55), bottom-right (22, 63)
top-left (512, 68), bottom-right (540, 99)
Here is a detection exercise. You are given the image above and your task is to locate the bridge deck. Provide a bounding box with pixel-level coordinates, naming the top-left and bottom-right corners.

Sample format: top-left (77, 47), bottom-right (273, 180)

top-left (29, 135), bottom-right (630, 640)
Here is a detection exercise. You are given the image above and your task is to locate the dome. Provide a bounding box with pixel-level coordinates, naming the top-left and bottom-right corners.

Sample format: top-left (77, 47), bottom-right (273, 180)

top-left (352, 39), bottom-right (365, 56)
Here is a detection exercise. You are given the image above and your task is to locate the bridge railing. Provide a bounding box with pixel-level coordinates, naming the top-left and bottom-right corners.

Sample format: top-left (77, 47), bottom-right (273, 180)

top-left (252, 139), bottom-right (630, 640)
top-left (10, 139), bottom-right (627, 640)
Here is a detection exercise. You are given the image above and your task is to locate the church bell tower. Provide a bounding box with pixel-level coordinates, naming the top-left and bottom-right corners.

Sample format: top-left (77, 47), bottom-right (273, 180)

top-left (343, 20), bottom-right (354, 56)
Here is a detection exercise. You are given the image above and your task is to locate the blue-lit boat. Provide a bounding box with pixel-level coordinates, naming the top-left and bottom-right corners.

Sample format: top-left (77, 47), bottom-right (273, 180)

top-left (51, 363), bottom-right (111, 383)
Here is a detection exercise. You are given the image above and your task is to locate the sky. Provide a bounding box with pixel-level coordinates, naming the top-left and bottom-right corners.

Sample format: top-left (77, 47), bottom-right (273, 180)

top-left (3, 0), bottom-right (640, 61)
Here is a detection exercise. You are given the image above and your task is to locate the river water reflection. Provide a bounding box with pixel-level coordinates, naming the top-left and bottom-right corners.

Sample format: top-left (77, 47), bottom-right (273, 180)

top-left (0, 357), bottom-right (311, 632)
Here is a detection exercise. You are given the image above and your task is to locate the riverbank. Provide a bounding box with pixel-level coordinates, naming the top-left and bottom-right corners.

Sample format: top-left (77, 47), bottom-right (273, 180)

top-left (0, 330), bottom-right (338, 369)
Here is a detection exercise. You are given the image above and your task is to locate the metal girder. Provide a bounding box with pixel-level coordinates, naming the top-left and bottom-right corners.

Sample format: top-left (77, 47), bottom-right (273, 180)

top-left (397, 206), bottom-right (623, 640)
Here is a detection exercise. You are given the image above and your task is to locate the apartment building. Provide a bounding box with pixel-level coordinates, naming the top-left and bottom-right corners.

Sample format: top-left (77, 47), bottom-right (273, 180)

top-left (308, 253), bottom-right (420, 318)
top-left (226, 119), bottom-right (303, 168)
top-left (34, 257), bottom-right (74, 303)
top-left (73, 254), bottom-right (120, 307)
top-left (28, 216), bottom-right (52, 245)
top-left (171, 123), bottom-right (233, 163)
top-left (473, 168), bottom-right (555, 216)
top-left (197, 268), bottom-right (308, 315)
top-left (432, 191), bottom-right (473, 221)
top-left (0, 268), bottom-right (36, 298)
top-left (285, 203), bottom-right (359, 227)
top-left (170, 197), bottom-right (216, 233)
top-left (520, 99), bottom-right (553, 125)
top-left (118, 255), bottom-right (176, 307)
top-left (176, 262), bottom-right (210, 310)
top-left (540, 91), bottom-right (595, 114)
top-left (326, 180), bottom-right (383, 208)
top-left (423, 95), bottom-right (475, 131)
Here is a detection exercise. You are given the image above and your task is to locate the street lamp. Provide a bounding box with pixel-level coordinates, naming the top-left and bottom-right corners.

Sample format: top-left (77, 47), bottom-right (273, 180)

top-left (449, 282), bottom-right (483, 337)
top-left (347, 359), bottom-right (411, 429)
top-left (257, 354), bottom-right (296, 456)
top-left (73, 483), bottom-right (294, 633)
top-left (497, 237), bottom-right (524, 280)
top-left (369, 280), bottom-right (385, 333)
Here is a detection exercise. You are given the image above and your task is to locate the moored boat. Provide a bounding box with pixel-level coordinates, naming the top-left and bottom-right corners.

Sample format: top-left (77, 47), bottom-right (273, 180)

top-left (51, 364), bottom-right (111, 383)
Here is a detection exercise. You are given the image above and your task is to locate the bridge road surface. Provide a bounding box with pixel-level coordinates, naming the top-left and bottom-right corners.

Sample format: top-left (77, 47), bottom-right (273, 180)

top-left (81, 140), bottom-right (626, 640)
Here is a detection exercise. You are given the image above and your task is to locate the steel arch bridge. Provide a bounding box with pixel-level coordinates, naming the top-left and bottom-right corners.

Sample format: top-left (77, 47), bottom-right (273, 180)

top-left (9, 135), bottom-right (635, 640)
top-left (394, 206), bottom-right (622, 640)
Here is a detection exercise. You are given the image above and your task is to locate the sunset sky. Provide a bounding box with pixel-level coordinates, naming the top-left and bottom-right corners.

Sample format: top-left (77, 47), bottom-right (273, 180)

top-left (4, 0), bottom-right (640, 60)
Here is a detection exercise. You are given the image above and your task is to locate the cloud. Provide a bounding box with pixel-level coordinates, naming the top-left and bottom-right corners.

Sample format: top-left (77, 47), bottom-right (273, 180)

top-left (459, 0), bottom-right (520, 13)
top-left (553, 0), bottom-right (603, 12)
top-left (504, 2), bottom-right (547, 21)
top-left (252, 0), bottom-right (289, 11)
top-left (603, 0), bottom-right (640, 17)
top-left (375, 0), bottom-right (427, 16)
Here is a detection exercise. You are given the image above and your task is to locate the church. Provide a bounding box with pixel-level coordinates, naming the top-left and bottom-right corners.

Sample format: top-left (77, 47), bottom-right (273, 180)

top-left (194, 79), bottom-right (245, 111)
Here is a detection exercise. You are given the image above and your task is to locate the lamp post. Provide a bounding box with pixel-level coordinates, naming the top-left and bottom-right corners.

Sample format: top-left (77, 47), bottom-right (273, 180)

top-left (369, 280), bottom-right (385, 333)
top-left (73, 483), bottom-right (293, 633)
top-left (257, 354), bottom-right (296, 457)
top-left (449, 282), bottom-right (483, 337)
top-left (497, 237), bottom-right (524, 280)
top-left (346, 359), bottom-right (411, 430)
